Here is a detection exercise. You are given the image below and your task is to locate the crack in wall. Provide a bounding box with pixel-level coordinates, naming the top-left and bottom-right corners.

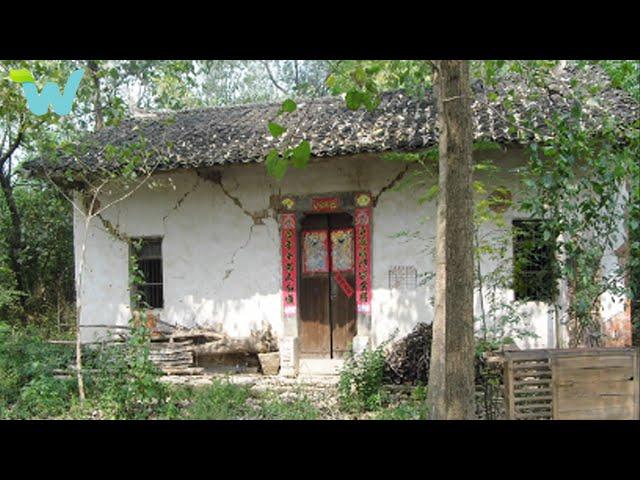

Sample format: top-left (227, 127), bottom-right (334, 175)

top-left (222, 223), bottom-right (256, 282)
top-left (372, 164), bottom-right (411, 207)
top-left (162, 177), bottom-right (201, 225)
top-left (96, 212), bottom-right (129, 243)
top-left (197, 168), bottom-right (270, 225)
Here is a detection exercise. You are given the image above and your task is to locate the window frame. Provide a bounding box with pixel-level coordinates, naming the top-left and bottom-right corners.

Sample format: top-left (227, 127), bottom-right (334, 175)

top-left (130, 236), bottom-right (164, 310)
top-left (512, 219), bottom-right (556, 302)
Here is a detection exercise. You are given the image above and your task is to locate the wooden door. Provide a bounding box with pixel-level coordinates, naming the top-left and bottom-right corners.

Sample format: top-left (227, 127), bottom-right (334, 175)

top-left (299, 213), bottom-right (357, 358)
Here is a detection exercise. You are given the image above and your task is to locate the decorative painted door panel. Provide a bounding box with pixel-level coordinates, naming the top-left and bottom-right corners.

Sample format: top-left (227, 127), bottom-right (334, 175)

top-left (299, 213), bottom-right (357, 358)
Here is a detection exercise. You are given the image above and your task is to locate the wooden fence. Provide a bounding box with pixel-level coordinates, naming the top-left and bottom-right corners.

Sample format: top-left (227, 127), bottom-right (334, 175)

top-left (503, 348), bottom-right (639, 420)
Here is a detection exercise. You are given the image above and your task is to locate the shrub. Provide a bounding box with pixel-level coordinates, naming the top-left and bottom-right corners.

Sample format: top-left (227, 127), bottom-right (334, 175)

top-left (374, 385), bottom-right (429, 420)
top-left (10, 376), bottom-right (75, 419)
top-left (0, 322), bottom-right (74, 417)
top-left (338, 343), bottom-right (389, 412)
top-left (87, 322), bottom-right (168, 419)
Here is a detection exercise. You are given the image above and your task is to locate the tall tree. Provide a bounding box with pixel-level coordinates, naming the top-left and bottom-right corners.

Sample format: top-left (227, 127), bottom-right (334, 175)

top-left (426, 60), bottom-right (475, 419)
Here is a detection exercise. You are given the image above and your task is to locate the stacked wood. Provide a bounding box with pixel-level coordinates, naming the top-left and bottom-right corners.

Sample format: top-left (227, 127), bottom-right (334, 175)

top-left (383, 323), bottom-right (433, 385)
top-left (147, 323), bottom-right (278, 375)
top-left (148, 339), bottom-right (203, 375)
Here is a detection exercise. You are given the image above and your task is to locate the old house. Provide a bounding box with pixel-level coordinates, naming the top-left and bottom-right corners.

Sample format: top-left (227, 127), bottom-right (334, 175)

top-left (26, 66), bottom-right (638, 376)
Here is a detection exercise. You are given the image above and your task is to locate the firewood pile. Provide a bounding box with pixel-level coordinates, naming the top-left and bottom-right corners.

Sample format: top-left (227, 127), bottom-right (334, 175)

top-left (149, 339), bottom-right (204, 376)
top-left (148, 324), bottom-right (278, 376)
top-left (383, 323), bottom-right (433, 385)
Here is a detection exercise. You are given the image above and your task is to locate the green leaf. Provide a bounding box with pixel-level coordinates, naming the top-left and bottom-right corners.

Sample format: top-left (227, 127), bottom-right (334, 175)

top-left (291, 140), bottom-right (311, 168)
top-left (281, 99), bottom-right (297, 114)
top-left (268, 122), bottom-right (286, 138)
top-left (9, 69), bottom-right (35, 83)
top-left (345, 90), bottom-right (363, 110)
top-left (266, 149), bottom-right (288, 180)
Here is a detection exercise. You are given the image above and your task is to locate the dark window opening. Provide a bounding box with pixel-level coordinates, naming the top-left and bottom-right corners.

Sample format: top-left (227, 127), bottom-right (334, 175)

top-left (512, 220), bottom-right (555, 302)
top-left (132, 238), bottom-right (163, 309)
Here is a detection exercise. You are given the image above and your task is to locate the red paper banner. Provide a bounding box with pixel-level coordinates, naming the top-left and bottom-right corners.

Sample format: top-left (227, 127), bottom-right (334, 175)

top-left (333, 271), bottom-right (354, 298)
top-left (280, 214), bottom-right (297, 317)
top-left (354, 207), bottom-right (372, 314)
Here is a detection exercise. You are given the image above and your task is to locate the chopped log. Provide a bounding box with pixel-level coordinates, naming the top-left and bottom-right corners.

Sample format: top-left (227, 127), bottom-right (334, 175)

top-left (193, 337), bottom-right (274, 356)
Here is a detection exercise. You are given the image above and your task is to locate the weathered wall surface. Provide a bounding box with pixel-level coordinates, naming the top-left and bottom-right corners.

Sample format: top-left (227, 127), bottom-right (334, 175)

top-left (74, 148), bottom-right (629, 349)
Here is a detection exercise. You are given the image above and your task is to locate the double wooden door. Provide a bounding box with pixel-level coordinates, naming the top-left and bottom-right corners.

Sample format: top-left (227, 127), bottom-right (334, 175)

top-left (299, 213), bottom-right (357, 358)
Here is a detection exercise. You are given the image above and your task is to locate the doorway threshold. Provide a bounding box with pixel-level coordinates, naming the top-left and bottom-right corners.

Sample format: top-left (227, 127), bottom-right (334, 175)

top-left (298, 358), bottom-right (344, 376)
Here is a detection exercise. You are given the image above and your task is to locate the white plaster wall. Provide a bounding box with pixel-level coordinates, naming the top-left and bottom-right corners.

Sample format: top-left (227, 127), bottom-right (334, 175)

top-left (75, 147), bottom-right (617, 349)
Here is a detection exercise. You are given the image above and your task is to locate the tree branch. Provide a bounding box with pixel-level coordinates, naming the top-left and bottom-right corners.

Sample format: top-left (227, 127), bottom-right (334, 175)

top-left (261, 61), bottom-right (288, 95)
top-left (0, 127), bottom-right (24, 169)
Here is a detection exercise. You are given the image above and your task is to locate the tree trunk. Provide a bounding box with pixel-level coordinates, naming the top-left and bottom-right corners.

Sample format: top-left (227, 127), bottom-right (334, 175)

top-left (87, 60), bottom-right (104, 131)
top-left (427, 60), bottom-right (476, 420)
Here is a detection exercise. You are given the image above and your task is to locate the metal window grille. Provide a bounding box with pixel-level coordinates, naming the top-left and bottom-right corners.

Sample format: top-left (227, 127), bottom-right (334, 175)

top-left (134, 238), bottom-right (164, 309)
top-left (389, 265), bottom-right (418, 290)
top-left (512, 220), bottom-right (555, 301)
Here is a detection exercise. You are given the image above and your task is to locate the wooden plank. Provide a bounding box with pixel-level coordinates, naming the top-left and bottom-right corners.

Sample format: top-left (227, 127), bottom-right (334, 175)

top-left (554, 355), bottom-right (632, 370)
top-left (515, 395), bottom-right (553, 403)
top-left (514, 379), bottom-right (552, 387)
top-left (504, 358), bottom-right (515, 420)
top-left (513, 371), bottom-right (552, 379)
top-left (514, 411), bottom-right (552, 419)
top-left (554, 368), bottom-right (634, 384)
top-left (551, 348), bottom-right (638, 420)
top-left (514, 387), bottom-right (552, 395)
top-left (634, 350), bottom-right (640, 419)
top-left (512, 361), bottom-right (551, 370)
top-left (515, 403), bottom-right (553, 411)
top-left (551, 355), bottom-right (559, 420)
top-left (555, 405), bottom-right (634, 420)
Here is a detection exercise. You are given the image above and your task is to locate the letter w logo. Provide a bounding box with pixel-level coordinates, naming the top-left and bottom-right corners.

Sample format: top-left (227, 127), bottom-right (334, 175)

top-left (15, 69), bottom-right (85, 116)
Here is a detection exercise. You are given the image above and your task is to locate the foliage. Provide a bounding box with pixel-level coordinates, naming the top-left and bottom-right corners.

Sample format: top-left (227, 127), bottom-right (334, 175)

top-left (85, 321), bottom-right (168, 420)
top-left (199, 60), bottom-right (331, 106)
top-left (0, 181), bottom-right (74, 320)
top-left (374, 386), bottom-right (429, 420)
top-left (0, 321), bottom-right (75, 418)
top-left (592, 60), bottom-right (639, 102)
top-left (338, 343), bottom-right (389, 412)
top-left (515, 71), bottom-right (637, 345)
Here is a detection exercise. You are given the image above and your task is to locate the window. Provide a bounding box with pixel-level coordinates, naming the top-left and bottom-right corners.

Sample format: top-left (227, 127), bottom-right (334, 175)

top-left (132, 238), bottom-right (164, 309)
top-left (512, 220), bottom-right (555, 302)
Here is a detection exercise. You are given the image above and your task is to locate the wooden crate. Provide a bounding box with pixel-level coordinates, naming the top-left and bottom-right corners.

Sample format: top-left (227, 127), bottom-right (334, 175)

top-left (504, 350), bottom-right (553, 420)
top-left (504, 348), bottom-right (639, 420)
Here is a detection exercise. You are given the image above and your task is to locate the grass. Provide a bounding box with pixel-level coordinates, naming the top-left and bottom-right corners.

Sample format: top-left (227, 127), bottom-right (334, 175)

top-left (166, 379), bottom-right (321, 420)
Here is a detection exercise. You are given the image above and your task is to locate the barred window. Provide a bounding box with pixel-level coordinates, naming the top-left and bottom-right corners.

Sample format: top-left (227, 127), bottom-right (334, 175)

top-left (132, 238), bottom-right (164, 309)
top-left (512, 220), bottom-right (555, 302)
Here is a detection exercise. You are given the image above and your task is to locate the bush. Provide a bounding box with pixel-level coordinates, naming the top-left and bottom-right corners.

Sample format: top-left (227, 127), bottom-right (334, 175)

top-left (86, 322), bottom-right (168, 419)
top-left (10, 376), bottom-right (75, 419)
top-left (0, 322), bottom-right (74, 417)
top-left (338, 343), bottom-right (389, 412)
top-left (374, 386), bottom-right (429, 420)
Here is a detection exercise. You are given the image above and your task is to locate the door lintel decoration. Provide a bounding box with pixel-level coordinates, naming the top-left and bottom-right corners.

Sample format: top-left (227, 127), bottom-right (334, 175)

top-left (278, 192), bottom-right (373, 332)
